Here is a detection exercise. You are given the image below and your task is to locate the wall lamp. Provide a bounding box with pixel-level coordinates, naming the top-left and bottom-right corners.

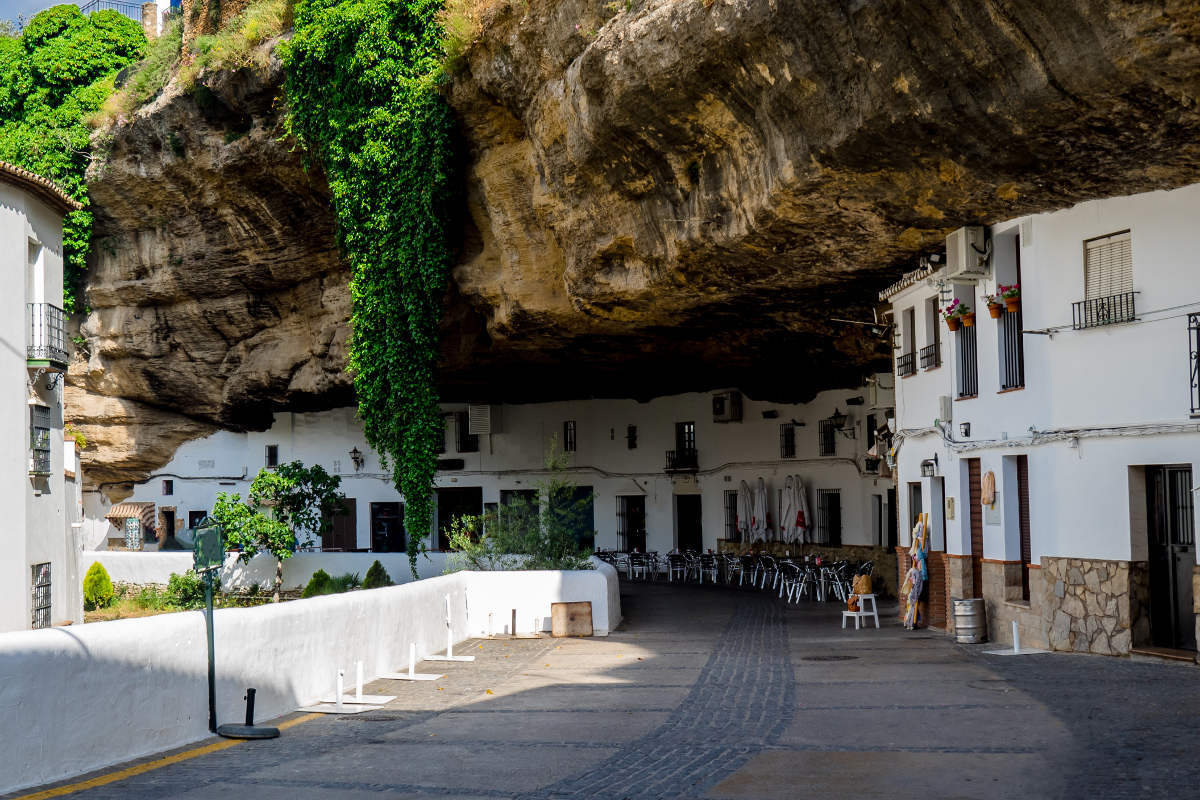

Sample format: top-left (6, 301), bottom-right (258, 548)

top-left (349, 447), bottom-right (364, 472)
top-left (920, 453), bottom-right (939, 477)
top-left (959, 422), bottom-right (971, 438)
top-left (828, 408), bottom-right (856, 439)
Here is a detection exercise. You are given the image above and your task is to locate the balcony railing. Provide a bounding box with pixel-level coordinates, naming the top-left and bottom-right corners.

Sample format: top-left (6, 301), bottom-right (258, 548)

top-left (1072, 291), bottom-right (1137, 330)
top-left (29, 449), bottom-right (50, 477)
top-left (919, 342), bottom-right (941, 370)
top-left (1190, 313), bottom-right (1199, 415)
top-left (79, 0), bottom-right (145, 22)
top-left (897, 352), bottom-right (916, 377)
top-left (665, 448), bottom-right (699, 472)
top-left (27, 303), bottom-right (68, 367)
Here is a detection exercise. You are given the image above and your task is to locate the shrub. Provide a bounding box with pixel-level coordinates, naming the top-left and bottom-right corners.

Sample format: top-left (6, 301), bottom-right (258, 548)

top-left (83, 562), bottom-right (115, 610)
top-left (329, 572), bottom-right (361, 593)
top-left (166, 570), bottom-right (219, 609)
top-left (362, 560), bottom-right (393, 589)
top-left (301, 569), bottom-right (333, 598)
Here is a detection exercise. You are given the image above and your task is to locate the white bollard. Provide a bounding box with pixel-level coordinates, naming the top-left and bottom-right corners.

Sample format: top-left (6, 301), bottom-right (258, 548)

top-left (335, 669), bottom-right (345, 710)
top-left (409, 643), bottom-right (416, 679)
top-left (1012, 621), bottom-right (1021, 654)
top-left (355, 660), bottom-right (364, 702)
top-left (446, 596), bottom-right (454, 657)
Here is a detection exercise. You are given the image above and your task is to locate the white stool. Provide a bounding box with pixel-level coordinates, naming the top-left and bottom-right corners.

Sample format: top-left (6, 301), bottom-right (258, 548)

top-left (841, 594), bottom-right (880, 630)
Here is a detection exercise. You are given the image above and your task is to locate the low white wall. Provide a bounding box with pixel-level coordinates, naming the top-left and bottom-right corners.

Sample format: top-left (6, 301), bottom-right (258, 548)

top-left (84, 550), bottom-right (451, 591)
top-left (0, 560), bottom-right (620, 795)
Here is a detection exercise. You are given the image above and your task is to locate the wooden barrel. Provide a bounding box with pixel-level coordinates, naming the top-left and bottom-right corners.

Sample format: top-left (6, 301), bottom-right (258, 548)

top-left (953, 598), bottom-right (987, 643)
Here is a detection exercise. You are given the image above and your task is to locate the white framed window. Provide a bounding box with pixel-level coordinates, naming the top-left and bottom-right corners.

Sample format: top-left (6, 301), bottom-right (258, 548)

top-left (1084, 230), bottom-right (1132, 300)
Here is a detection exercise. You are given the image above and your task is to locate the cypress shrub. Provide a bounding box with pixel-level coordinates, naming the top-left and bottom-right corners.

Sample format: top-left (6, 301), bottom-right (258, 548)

top-left (83, 562), bottom-right (114, 610)
top-left (363, 560), bottom-right (393, 589)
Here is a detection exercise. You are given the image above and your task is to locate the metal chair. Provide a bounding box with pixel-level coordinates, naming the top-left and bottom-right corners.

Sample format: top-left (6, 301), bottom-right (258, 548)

top-left (699, 553), bottom-right (719, 584)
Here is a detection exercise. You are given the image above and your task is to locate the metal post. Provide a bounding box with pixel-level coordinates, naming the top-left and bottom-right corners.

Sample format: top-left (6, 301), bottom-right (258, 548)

top-left (205, 571), bottom-right (216, 733)
top-left (244, 688), bottom-right (257, 726)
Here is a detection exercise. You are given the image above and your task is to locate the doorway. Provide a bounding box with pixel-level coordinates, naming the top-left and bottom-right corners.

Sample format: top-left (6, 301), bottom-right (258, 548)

top-left (886, 487), bottom-right (898, 548)
top-left (323, 498), bottom-right (357, 550)
top-left (437, 487), bottom-right (483, 550)
top-left (618, 495), bottom-right (646, 552)
top-left (908, 482), bottom-right (923, 534)
top-left (967, 458), bottom-right (984, 598)
top-left (371, 502), bottom-right (405, 553)
top-left (676, 495), bottom-right (702, 552)
top-left (1146, 466), bottom-right (1196, 650)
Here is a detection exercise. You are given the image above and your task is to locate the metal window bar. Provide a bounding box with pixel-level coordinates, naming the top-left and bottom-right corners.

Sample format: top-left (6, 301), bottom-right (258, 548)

top-left (816, 489), bottom-right (841, 546)
top-left (1173, 468), bottom-right (1195, 546)
top-left (1000, 308), bottom-right (1025, 390)
top-left (31, 563), bottom-right (51, 630)
top-left (27, 303), bottom-right (68, 365)
top-left (1072, 291), bottom-right (1138, 330)
top-left (1189, 313), bottom-right (1199, 415)
top-left (563, 421), bottom-right (577, 451)
top-left (779, 423), bottom-right (796, 458)
top-left (818, 419), bottom-right (836, 456)
top-left (616, 496), bottom-right (629, 551)
top-left (78, 0), bottom-right (144, 21)
top-left (665, 448), bottom-right (699, 472)
top-left (896, 352), bottom-right (916, 377)
top-left (919, 342), bottom-right (941, 370)
top-left (724, 490), bottom-right (739, 541)
top-left (956, 326), bottom-right (978, 398)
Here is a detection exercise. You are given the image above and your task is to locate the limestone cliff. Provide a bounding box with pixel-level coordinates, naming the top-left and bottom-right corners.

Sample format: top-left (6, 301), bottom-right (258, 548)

top-left (72, 0), bottom-right (1200, 492)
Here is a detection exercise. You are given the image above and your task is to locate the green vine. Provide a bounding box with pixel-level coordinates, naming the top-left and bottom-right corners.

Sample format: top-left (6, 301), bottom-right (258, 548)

top-left (0, 5), bottom-right (146, 313)
top-left (280, 0), bottom-right (455, 578)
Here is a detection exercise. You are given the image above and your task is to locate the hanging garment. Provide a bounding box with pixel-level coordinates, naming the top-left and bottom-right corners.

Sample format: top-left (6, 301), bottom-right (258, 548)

top-left (737, 481), bottom-right (752, 541)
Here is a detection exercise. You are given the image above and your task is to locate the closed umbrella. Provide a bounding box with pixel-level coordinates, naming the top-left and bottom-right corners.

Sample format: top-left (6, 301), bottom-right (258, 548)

top-left (780, 476), bottom-right (795, 544)
top-left (737, 480), bottom-right (752, 542)
top-left (794, 475), bottom-right (812, 544)
top-left (754, 477), bottom-right (770, 541)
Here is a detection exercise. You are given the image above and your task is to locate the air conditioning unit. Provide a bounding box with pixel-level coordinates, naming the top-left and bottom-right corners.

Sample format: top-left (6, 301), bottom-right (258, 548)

top-left (712, 391), bottom-right (743, 423)
top-left (945, 226), bottom-right (990, 279)
top-left (467, 404), bottom-right (499, 435)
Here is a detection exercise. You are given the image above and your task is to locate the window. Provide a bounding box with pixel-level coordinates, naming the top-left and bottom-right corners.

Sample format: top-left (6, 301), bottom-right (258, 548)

top-left (779, 423), bottom-right (796, 458)
top-left (626, 424), bottom-right (637, 449)
top-left (563, 420), bottom-right (577, 452)
top-left (724, 490), bottom-right (739, 542)
top-left (189, 510), bottom-right (207, 529)
top-left (162, 480), bottom-right (174, 496)
top-left (818, 419), bottom-right (836, 456)
top-left (956, 325), bottom-right (978, 398)
top-left (675, 421), bottom-right (696, 452)
top-left (920, 297), bottom-right (941, 369)
top-left (265, 444), bottom-right (279, 468)
top-left (866, 413), bottom-right (877, 451)
top-left (31, 563), bottom-right (51, 629)
top-left (816, 489), bottom-right (842, 546)
top-left (616, 495), bottom-right (646, 551)
top-left (455, 411), bottom-right (479, 453)
top-left (29, 404), bottom-right (50, 476)
top-left (1075, 230), bottom-right (1135, 328)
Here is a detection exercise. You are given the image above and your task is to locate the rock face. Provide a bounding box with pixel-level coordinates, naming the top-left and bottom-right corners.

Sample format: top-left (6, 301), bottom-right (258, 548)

top-left (74, 0), bottom-right (1200, 489)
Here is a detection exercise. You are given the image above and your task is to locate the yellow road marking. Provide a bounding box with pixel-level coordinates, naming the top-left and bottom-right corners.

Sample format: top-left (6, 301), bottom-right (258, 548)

top-left (11, 713), bottom-right (320, 800)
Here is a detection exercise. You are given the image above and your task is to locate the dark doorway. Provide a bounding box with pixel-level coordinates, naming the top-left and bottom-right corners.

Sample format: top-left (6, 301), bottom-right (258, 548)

top-left (437, 487), bottom-right (482, 550)
top-left (676, 495), bottom-right (702, 552)
top-left (371, 502), bottom-right (405, 553)
top-left (1017, 455), bottom-right (1032, 601)
top-left (817, 489), bottom-right (842, 547)
top-left (886, 487), bottom-right (898, 549)
top-left (1147, 466), bottom-right (1196, 650)
top-left (323, 498), bottom-right (357, 550)
top-left (967, 458), bottom-right (984, 598)
top-left (908, 482), bottom-right (923, 532)
top-left (617, 495), bottom-right (646, 552)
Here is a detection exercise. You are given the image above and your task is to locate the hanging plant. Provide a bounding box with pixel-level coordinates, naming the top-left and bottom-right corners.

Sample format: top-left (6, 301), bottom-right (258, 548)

top-left (999, 283), bottom-right (1021, 312)
top-left (983, 292), bottom-right (1004, 318)
top-left (280, 0), bottom-right (456, 577)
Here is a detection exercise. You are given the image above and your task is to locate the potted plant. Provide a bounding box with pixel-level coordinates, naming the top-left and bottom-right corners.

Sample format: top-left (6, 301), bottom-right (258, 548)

top-left (1000, 283), bottom-right (1020, 312)
top-left (984, 292), bottom-right (1004, 318)
top-left (959, 303), bottom-right (976, 327)
top-left (942, 298), bottom-right (963, 331)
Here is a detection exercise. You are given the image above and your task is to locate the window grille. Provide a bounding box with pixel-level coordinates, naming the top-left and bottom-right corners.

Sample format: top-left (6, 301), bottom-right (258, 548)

top-left (31, 563), bottom-right (51, 629)
top-left (29, 404), bottom-right (51, 476)
top-left (563, 420), bottom-right (577, 452)
top-left (919, 342), bottom-right (941, 370)
top-left (1000, 307), bottom-right (1025, 390)
top-left (779, 423), bottom-right (796, 458)
top-left (724, 490), bottom-right (739, 541)
top-left (455, 411), bottom-right (479, 453)
top-left (163, 480), bottom-right (174, 496)
top-left (956, 326), bottom-right (978, 398)
top-left (1191, 314), bottom-right (1200, 416)
top-left (816, 489), bottom-right (841, 546)
top-left (818, 419), bottom-right (836, 456)
top-left (265, 444), bottom-right (279, 467)
top-left (616, 495), bottom-right (645, 551)
top-left (626, 425), bottom-right (637, 449)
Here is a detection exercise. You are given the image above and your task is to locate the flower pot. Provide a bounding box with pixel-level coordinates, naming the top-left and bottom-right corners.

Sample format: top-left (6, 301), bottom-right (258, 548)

top-left (961, 312), bottom-right (976, 327)
top-left (987, 303), bottom-right (1004, 319)
top-left (945, 316), bottom-right (961, 332)
top-left (1005, 297), bottom-right (1020, 313)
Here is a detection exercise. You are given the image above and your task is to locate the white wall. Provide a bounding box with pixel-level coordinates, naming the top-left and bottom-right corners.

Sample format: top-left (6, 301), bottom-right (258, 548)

top-left (0, 559), bottom-right (619, 795)
top-left (889, 183), bottom-right (1200, 564)
top-left (86, 384), bottom-right (895, 557)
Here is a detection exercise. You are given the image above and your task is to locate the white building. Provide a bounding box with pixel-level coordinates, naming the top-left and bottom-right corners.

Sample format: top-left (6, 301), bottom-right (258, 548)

top-left (884, 183), bottom-right (1200, 657)
top-left (0, 161), bottom-right (83, 633)
top-left (83, 381), bottom-right (897, 566)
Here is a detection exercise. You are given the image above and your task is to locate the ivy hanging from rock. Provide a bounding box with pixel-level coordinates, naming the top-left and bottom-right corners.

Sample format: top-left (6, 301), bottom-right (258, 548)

top-left (281, 0), bottom-right (455, 577)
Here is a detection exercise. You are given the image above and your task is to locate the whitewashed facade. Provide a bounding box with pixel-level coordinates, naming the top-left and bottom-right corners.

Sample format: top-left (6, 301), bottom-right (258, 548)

top-left (885, 183), bottom-right (1200, 656)
top-left (0, 162), bottom-right (82, 633)
top-left (83, 381), bottom-right (896, 558)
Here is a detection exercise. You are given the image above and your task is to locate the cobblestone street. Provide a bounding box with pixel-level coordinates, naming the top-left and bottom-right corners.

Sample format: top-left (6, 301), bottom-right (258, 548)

top-left (13, 580), bottom-right (1200, 800)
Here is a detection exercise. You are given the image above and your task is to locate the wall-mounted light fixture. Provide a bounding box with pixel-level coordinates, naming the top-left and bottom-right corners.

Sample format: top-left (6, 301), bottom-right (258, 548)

top-left (349, 447), bottom-right (364, 472)
top-left (828, 408), bottom-right (856, 439)
top-left (920, 453), bottom-right (939, 477)
top-left (959, 422), bottom-right (971, 438)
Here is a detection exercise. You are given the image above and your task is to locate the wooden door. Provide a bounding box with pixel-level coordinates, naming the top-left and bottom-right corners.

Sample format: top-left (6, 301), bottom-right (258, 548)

top-left (1017, 456), bottom-right (1032, 601)
top-left (967, 459), bottom-right (984, 598)
top-left (323, 498), bottom-right (357, 550)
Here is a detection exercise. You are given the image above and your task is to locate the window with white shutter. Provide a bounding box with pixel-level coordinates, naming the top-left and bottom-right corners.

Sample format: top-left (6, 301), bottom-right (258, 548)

top-left (1074, 231), bottom-right (1136, 329)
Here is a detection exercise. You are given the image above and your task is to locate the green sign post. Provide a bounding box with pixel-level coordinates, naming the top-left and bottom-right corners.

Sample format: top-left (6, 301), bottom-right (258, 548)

top-left (192, 518), bottom-right (223, 733)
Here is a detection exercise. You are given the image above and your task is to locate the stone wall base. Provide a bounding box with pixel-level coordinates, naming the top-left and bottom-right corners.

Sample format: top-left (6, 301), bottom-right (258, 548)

top-left (1041, 557), bottom-right (1133, 655)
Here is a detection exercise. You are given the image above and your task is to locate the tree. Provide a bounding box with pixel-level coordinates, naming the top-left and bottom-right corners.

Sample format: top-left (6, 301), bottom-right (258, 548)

top-left (211, 461), bottom-right (345, 602)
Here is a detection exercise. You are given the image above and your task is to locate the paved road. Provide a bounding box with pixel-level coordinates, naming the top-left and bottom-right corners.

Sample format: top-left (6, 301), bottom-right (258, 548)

top-left (13, 580), bottom-right (1200, 799)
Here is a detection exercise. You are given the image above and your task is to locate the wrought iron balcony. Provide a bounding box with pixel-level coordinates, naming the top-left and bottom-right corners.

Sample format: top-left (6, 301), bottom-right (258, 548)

top-left (665, 448), bottom-right (699, 473)
top-left (919, 342), bottom-right (941, 370)
top-left (29, 449), bottom-right (51, 477)
top-left (27, 303), bottom-right (68, 367)
top-left (1072, 291), bottom-right (1137, 330)
top-left (1190, 313), bottom-right (1199, 416)
top-left (896, 352), bottom-right (916, 377)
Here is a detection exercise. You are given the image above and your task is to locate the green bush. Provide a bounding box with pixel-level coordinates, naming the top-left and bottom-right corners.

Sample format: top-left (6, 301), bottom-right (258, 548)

top-left (329, 572), bottom-right (361, 593)
top-left (362, 560), bottom-right (393, 589)
top-left (83, 561), bottom-right (115, 610)
top-left (301, 569), bottom-right (333, 598)
top-left (166, 570), bottom-right (218, 609)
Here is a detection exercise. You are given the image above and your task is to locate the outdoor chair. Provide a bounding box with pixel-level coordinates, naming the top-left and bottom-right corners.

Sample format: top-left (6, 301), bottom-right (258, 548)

top-left (721, 554), bottom-right (742, 585)
top-left (757, 555), bottom-right (780, 590)
top-left (778, 561), bottom-right (802, 602)
top-left (699, 553), bottom-right (719, 584)
top-left (683, 552), bottom-right (701, 582)
top-left (739, 554), bottom-right (757, 586)
top-left (629, 553), bottom-right (650, 580)
top-left (666, 553), bottom-right (687, 582)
